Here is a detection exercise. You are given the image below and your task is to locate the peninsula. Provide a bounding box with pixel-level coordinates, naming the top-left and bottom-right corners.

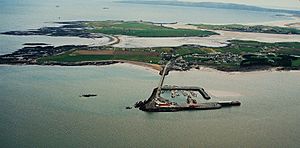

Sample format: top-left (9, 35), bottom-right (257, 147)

top-left (1, 20), bottom-right (300, 72)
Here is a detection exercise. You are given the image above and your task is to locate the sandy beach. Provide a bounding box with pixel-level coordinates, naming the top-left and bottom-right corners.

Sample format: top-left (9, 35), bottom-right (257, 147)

top-left (251, 15), bottom-right (300, 28)
top-left (118, 60), bottom-right (161, 71)
top-left (112, 18), bottom-right (300, 48)
top-left (113, 35), bottom-right (229, 48)
top-left (112, 30), bottom-right (300, 48)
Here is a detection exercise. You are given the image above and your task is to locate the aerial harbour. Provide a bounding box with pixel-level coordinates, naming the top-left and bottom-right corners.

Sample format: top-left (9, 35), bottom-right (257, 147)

top-left (135, 58), bottom-right (241, 112)
top-left (1, 0), bottom-right (300, 147)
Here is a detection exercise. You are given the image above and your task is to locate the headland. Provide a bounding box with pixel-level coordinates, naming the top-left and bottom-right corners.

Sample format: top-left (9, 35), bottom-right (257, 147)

top-left (1, 20), bottom-right (300, 72)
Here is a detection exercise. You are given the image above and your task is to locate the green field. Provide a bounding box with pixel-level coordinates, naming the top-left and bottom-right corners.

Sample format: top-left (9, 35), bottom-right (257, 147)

top-left (174, 46), bottom-right (212, 55)
top-left (190, 24), bottom-right (300, 35)
top-left (39, 53), bottom-right (114, 63)
top-left (38, 51), bottom-right (161, 64)
top-left (172, 40), bottom-right (300, 55)
top-left (292, 59), bottom-right (300, 67)
top-left (216, 40), bottom-right (300, 55)
top-left (38, 40), bottom-right (300, 70)
top-left (82, 21), bottom-right (218, 37)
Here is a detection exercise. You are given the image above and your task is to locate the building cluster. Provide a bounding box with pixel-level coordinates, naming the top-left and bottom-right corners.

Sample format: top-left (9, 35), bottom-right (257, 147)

top-left (161, 52), bottom-right (242, 71)
top-left (186, 52), bottom-right (242, 65)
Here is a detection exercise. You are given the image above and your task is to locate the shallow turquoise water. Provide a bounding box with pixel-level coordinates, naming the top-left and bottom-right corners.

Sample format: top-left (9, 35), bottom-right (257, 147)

top-left (0, 65), bottom-right (300, 147)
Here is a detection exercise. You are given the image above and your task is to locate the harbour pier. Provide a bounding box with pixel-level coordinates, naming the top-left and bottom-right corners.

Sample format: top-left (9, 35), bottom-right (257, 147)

top-left (135, 58), bottom-right (241, 112)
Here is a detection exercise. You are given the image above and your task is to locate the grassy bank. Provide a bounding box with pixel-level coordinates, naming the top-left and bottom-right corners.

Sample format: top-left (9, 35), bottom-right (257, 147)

top-left (190, 24), bottom-right (300, 35)
top-left (38, 49), bottom-right (161, 64)
top-left (173, 40), bottom-right (300, 55)
top-left (82, 21), bottom-right (218, 37)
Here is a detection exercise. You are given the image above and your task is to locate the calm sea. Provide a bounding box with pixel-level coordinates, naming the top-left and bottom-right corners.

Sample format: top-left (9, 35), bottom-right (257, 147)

top-left (0, 65), bottom-right (300, 147)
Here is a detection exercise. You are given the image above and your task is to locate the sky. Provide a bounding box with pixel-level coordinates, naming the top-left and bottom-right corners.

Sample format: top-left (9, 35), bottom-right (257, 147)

top-left (180, 0), bottom-right (300, 10)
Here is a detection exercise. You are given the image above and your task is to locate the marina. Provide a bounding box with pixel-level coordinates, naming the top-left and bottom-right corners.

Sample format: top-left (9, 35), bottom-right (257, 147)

top-left (135, 58), bottom-right (241, 112)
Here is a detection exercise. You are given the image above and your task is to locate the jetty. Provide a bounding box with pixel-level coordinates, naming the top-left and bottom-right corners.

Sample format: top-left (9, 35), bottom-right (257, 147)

top-left (135, 58), bottom-right (241, 112)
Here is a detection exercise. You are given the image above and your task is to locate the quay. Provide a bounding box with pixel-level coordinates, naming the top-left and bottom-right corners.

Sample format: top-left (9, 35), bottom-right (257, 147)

top-left (135, 58), bottom-right (241, 112)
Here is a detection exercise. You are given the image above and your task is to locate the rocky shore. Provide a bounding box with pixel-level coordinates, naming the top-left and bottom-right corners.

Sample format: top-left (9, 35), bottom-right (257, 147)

top-left (0, 45), bottom-right (86, 65)
top-left (1, 21), bottom-right (101, 38)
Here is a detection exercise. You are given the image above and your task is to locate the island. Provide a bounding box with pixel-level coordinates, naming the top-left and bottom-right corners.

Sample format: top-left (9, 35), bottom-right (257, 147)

top-left (1, 20), bottom-right (300, 72)
top-left (2, 20), bottom-right (217, 37)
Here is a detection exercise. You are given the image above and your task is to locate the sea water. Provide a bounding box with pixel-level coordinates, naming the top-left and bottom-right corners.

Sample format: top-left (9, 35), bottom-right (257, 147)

top-left (0, 0), bottom-right (299, 147)
top-left (0, 65), bottom-right (300, 147)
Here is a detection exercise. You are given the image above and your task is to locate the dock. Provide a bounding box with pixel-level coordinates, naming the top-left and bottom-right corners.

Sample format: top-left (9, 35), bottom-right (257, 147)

top-left (135, 58), bottom-right (241, 112)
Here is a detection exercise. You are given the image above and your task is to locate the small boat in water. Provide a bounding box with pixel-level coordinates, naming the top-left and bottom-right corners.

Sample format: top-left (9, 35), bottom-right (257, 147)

top-left (80, 94), bottom-right (97, 97)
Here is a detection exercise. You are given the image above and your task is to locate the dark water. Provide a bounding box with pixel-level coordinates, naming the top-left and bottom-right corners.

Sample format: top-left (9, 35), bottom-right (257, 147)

top-left (0, 65), bottom-right (300, 147)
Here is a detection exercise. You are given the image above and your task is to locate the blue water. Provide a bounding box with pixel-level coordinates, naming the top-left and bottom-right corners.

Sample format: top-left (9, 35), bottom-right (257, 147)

top-left (0, 0), bottom-right (291, 54)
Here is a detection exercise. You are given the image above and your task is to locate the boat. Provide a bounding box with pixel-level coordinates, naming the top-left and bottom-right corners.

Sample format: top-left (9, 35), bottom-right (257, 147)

top-left (80, 94), bottom-right (97, 97)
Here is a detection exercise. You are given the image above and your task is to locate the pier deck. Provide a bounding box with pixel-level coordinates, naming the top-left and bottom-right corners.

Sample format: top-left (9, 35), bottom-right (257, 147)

top-left (136, 58), bottom-right (241, 112)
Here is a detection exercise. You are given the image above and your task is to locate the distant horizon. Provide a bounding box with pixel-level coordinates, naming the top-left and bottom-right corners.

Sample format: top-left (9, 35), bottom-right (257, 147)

top-left (179, 0), bottom-right (300, 10)
top-left (119, 0), bottom-right (300, 14)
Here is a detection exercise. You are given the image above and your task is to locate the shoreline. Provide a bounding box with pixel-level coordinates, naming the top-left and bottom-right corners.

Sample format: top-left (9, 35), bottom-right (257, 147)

top-left (3, 18), bottom-right (300, 50)
top-left (161, 22), bottom-right (300, 47)
top-left (251, 15), bottom-right (300, 28)
top-left (1, 61), bottom-right (300, 74)
top-left (1, 19), bottom-right (300, 73)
